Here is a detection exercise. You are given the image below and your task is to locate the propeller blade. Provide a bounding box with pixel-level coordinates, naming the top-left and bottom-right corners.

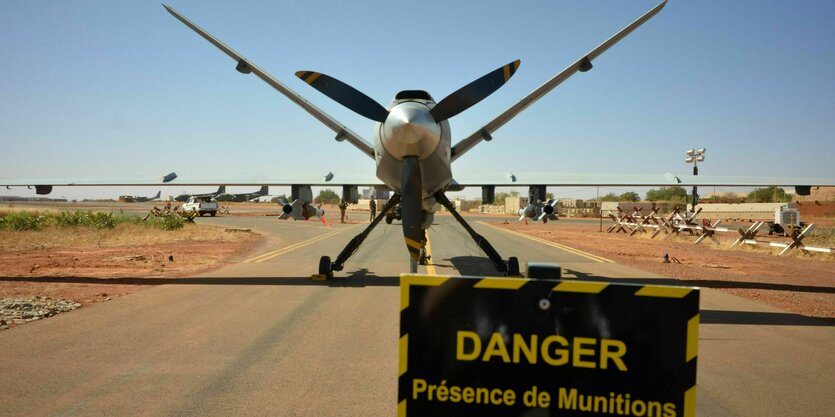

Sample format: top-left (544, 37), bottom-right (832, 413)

top-left (295, 71), bottom-right (389, 123)
top-left (401, 156), bottom-right (424, 262)
top-left (430, 60), bottom-right (521, 122)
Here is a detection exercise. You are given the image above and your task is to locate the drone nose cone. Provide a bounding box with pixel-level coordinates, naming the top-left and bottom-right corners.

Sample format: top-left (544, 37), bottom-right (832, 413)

top-left (385, 104), bottom-right (436, 143)
top-left (388, 104), bottom-right (421, 125)
top-left (382, 102), bottom-right (441, 160)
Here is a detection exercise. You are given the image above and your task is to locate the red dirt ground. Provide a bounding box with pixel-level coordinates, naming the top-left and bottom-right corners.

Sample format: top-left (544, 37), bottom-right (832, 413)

top-left (0, 233), bottom-right (263, 308)
top-left (2, 201), bottom-right (832, 324)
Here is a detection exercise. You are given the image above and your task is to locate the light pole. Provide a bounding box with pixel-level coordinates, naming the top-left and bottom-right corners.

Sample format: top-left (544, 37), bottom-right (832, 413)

top-left (685, 148), bottom-right (706, 211)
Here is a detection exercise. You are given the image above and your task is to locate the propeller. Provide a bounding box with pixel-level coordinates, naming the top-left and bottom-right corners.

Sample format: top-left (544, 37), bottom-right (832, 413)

top-left (400, 156), bottom-right (424, 264)
top-left (295, 71), bottom-right (389, 123)
top-left (430, 60), bottom-right (521, 122)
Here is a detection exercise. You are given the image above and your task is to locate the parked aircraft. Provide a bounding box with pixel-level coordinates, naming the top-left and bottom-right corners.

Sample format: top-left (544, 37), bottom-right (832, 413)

top-left (3, 1), bottom-right (832, 277)
top-left (215, 185), bottom-right (269, 202)
top-left (174, 185), bottom-right (225, 202)
top-left (131, 191), bottom-right (161, 203)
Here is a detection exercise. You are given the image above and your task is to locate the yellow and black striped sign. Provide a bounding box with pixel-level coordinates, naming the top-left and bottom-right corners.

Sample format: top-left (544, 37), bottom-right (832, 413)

top-left (398, 275), bottom-right (699, 417)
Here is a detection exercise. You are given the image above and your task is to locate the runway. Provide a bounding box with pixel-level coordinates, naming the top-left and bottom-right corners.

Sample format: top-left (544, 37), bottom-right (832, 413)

top-left (1, 213), bottom-right (832, 416)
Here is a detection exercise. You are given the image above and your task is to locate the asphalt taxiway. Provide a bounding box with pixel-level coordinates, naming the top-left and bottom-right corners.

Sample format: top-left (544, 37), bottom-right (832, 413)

top-left (1, 213), bottom-right (832, 416)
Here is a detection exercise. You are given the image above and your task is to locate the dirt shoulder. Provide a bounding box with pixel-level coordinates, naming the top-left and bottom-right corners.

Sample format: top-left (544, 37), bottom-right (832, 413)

top-left (494, 220), bottom-right (834, 320)
top-left (0, 223), bottom-right (263, 310)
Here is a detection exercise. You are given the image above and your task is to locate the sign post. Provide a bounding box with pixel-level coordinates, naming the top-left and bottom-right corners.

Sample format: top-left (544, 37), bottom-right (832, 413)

top-left (398, 275), bottom-right (699, 417)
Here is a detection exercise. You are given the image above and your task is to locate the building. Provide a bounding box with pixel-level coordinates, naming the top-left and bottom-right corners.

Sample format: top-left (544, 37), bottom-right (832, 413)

top-left (505, 195), bottom-right (529, 215)
top-left (361, 187), bottom-right (390, 200)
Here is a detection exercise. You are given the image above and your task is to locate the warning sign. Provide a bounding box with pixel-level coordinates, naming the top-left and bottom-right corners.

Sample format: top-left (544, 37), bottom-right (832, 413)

top-left (398, 275), bottom-right (699, 417)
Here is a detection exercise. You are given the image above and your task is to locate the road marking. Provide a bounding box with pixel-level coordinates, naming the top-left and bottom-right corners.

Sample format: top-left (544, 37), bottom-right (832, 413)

top-left (245, 225), bottom-right (358, 263)
top-left (478, 221), bottom-right (614, 264)
top-left (425, 231), bottom-right (437, 275)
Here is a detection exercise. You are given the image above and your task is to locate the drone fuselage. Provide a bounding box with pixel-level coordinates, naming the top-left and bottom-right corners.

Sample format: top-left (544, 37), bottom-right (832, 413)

top-left (374, 93), bottom-right (452, 212)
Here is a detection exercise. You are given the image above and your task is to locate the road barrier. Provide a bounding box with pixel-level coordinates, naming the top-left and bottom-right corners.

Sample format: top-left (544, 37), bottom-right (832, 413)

top-left (606, 206), bottom-right (833, 257)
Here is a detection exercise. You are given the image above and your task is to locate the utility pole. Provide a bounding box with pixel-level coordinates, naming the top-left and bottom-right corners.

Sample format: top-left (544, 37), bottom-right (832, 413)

top-left (685, 148), bottom-right (706, 213)
top-left (597, 186), bottom-right (602, 232)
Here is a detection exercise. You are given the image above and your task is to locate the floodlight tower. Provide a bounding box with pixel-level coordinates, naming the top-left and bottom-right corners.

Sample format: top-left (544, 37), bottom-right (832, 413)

top-left (685, 148), bottom-right (706, 211)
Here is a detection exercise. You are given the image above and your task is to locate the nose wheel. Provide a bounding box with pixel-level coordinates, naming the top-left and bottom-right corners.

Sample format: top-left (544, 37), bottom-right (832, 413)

top-left (506, 256), bottom-right (520, 276)
top-left (419, 248), bottom-right (429, 265)
top-left (318, 256), bottom-right (333, 279)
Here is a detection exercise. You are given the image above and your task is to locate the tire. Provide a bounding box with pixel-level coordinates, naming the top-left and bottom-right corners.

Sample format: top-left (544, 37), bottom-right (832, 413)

top-left (318, 256), bottom-right (332, 279)
top-left (210, 211), bottom-right (216, 217)
top-left (198, 212), bottom-right (204, 217)
top-left (419, 248), bottom-right (427, 266)
top-left (385, 215), bottom-right (393, 225)
top-left (506, 257), bottom-right (520, 277)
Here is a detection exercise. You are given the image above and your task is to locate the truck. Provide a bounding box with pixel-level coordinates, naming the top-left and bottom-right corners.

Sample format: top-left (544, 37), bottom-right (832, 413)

top-left (181, 196), bottom-right (218, 217)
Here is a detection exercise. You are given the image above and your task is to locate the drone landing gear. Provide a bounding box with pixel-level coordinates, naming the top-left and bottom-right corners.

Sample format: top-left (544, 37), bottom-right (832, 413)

top-left (407, 239), bottom-right (430, 273)
top-left (433, 191), bottom-right (520, 276)
top-left (316, 194), bottom-right (402, 279)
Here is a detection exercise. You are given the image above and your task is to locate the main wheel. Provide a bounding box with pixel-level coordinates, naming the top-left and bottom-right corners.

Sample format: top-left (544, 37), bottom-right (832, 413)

top-left (419, 248), bottom-right (428, 266)
top-left (318, 256), bottom-right (333, 279)
top-left (385, 215), bottom-right (393, 224)
top-left (506, 257), bottom-right (520, 277)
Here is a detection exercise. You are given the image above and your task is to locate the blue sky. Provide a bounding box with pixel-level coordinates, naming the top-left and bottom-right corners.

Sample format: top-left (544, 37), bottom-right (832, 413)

top-left (1, 0), bottom-right (833, 200)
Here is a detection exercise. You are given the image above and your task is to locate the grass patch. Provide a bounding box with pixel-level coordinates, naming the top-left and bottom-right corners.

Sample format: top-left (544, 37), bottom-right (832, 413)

top-left (0, 209), bottom-right (183, 231)
top-left (806, 226), bottom-right (835, 247)
top-left (0, 222), bottom-right (252, 252)
top-left (0, 207), bottom-right (255, 252)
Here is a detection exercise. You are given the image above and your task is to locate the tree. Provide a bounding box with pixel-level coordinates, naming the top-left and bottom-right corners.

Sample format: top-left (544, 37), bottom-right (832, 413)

top-left (598, 193), bottom-right (622, 202)
top-left (493, 192), bottom-right (509, 205)
top-left (314, 189), bottom-right (340, 204)
top-left (595, 192), bottom-right (640, 202)
top-left (747, 186), bottom-right (791, 203)
top-left (493, 191), bottom-right (520, 206)
top-left (646, 186), bottom-right (687, 202)
top-left (620, 191), bottom-right (641, 202)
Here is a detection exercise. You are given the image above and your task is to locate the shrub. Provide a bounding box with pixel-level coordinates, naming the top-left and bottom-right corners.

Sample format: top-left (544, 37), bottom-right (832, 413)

top-left (0, 211), bottom-right (51, 231)
top-left (145, 214), bottom-right (185, 230)
top-left (1, 209), bottom-right (183, 232)
top-left (55, 211), bottom-right (91, 227)
top-left (747, 186), bottom-right (792, 203)
top-left (55, 211), bottom-right (118, 229)
top-left (159, 214), bottom-right (185, 230)
top-left (646, 186), bottom-right (688, 202)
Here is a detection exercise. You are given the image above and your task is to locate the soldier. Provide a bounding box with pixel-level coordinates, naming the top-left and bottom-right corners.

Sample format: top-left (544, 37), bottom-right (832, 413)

top-left (339, 199), bottom-right (349, 224)
top-left (369, 198), bottom-right (377, 222)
